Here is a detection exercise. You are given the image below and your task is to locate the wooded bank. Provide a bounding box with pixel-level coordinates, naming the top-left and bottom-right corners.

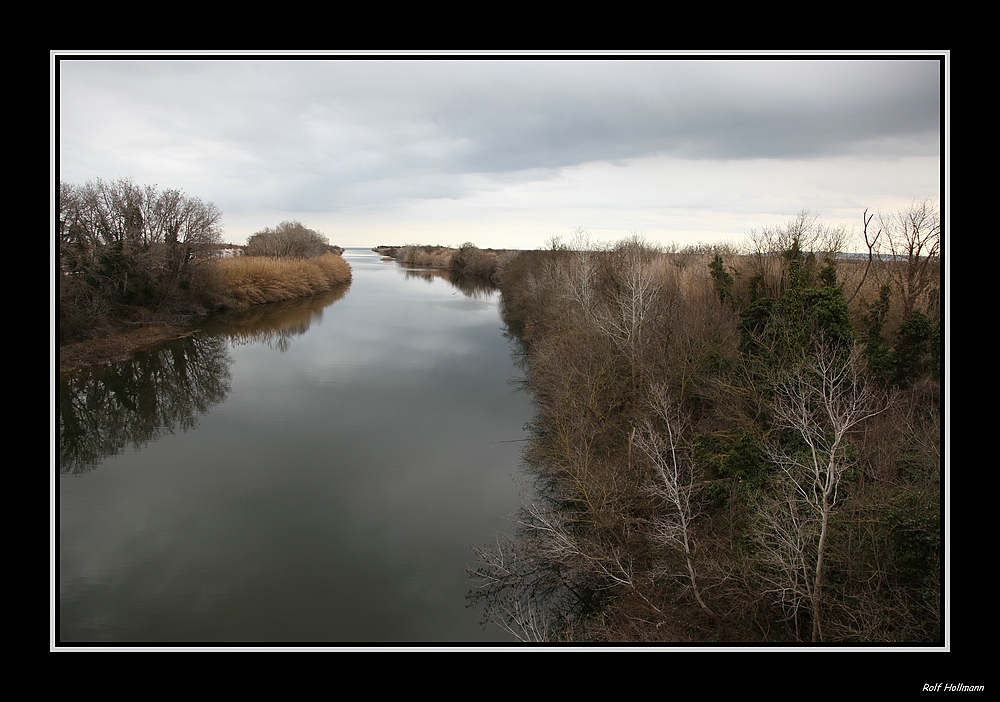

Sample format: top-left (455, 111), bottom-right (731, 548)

top-left (468, 207), bottom-right (941, 643)
top-left (59, 179), bottom-right (351, 372)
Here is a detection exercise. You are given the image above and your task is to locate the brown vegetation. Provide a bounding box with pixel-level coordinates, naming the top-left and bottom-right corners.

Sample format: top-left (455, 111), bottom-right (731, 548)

top-left (215, 252), bottom-right (352, 307)
top-left (244, 220), bottom-right (341, 259)
top-left (470, 206), bottom-right (941, 643)
top-left (374, 243), bottom-right (516, 283)
top-left (59, 180), bottom-right (352, 370)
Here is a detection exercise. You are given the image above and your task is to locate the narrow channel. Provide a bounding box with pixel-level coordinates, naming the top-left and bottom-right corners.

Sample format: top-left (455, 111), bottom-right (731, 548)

top-left (58, 248), bottom-right (531, 643)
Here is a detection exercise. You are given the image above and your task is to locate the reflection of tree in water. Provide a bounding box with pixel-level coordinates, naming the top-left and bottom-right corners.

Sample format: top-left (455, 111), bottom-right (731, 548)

top-left (59, 283), bottom-right (351, 473)
top-left (59, 334), bottom-right (232, 474)
top-left (402, 267), bottom-right (497, 299)
top-left (468, 472), bottom-right (616, 642)
top-left (202, 284), bottom-right (349, 352)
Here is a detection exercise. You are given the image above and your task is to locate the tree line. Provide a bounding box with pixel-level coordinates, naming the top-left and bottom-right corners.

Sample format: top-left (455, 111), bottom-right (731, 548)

top-left (373, 243), bottom-right (514, 282)
top-left (59, 178), bottom-right (350, 347)
top-left (59, 178), bottom-right (225, 342)
top-left (469, 203), bottom-right (941, 643)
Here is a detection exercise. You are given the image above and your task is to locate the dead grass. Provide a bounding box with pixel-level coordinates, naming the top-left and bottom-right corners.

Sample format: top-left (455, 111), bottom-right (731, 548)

top-left (215, 253), bottom-right (352, 306)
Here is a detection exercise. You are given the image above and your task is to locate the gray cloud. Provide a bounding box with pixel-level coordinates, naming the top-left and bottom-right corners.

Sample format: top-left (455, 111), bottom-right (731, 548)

top-left (57, 56), bottom-right (942, 243)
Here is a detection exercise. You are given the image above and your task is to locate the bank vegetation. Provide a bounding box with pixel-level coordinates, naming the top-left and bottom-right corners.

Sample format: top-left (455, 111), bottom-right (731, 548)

top-left (59, 179), bottom-right (351, 371)
top-left (373, 243), bottom-right (516, 283)
top-left (469, 204), bottom-right (942, 644)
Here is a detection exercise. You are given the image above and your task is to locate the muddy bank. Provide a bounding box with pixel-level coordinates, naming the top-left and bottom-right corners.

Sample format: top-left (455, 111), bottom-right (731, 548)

top-left (58, 319), bottom-right (204, 376)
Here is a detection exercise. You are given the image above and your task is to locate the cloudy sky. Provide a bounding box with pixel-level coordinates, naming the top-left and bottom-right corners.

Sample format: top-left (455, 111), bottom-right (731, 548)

top-left (56, 53), bottom-right (944, 250)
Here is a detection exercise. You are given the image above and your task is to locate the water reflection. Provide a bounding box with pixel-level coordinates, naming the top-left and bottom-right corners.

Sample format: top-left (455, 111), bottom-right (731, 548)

top-left (59, 334), bottom-right (232, 475)
top-left (401, 266), bottom-right (498, 299)
top-left (58, 283), bottom-right (351, 474)
top-left (201, 283), bottom-right (350, 352)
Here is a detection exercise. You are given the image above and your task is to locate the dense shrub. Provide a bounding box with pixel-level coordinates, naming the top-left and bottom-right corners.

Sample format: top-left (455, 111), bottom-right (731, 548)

top-left (244, 221), bottom-right (333, 258)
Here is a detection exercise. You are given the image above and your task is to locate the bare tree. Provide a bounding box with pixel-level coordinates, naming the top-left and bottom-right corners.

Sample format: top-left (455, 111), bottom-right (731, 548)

top-left (468, 533), bottom-right (553, 643)
top-left (846, 208), bottom-right (883, 306)
top-left (591, 236), bottom-right (662, 380)
top-left (564, 228), bottom-right (597, 319)
top-left (59, 178), bottom-right (223, 306)
top-left (876, 198), bottom-right (941, 318)
top-left (245, 221), bottom-right (330, 258)
top-left (758, 342), bottom-right (889, 641)
top-left (634, 384), bottom-right (715, 617)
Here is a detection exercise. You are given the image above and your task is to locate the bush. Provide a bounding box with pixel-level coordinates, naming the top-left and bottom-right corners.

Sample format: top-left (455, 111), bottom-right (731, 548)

top-left (245, 221), bottom-right (332, 258)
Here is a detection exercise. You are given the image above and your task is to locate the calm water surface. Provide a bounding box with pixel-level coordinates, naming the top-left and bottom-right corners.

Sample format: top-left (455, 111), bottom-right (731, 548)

top-left (58, 249), bottom-right (531, 643)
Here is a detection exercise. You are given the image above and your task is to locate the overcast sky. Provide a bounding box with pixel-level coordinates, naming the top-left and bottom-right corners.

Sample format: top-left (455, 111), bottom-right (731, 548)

top-left (56, 53), bottom-right (944, 250)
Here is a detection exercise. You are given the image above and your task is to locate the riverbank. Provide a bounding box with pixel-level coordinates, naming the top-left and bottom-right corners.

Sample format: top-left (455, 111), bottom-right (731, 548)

top-left (216, 251), bottom-right (352, 305)
top-left (58, 319), bottom-right (201, 375)
top-left (59, 252), bottom-right (353, 375)
top-left (470, 237), bottom-right (940, 643)
top-left (373, 244), bottom-right (512, 283)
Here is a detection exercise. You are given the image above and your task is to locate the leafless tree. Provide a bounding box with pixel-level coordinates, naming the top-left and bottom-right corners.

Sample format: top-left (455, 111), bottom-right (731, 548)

top-left (876, 198), bottom-right (941, 318)
top-left (846, 208), bottom-right (883, 306)
top-left (591, 236), bottom-right (662, 380)
top-left (245, 221), bottom-right (330, 258)
top-left (758, 341), bottom-right (889, 641)
top-left (634, 384), bottom-right (715, 617)
top-left (564, 229), bottom-right (597, 318)
top-left (59, 178), bottom-right (223, 308)
top-left (468, 534), bottom-right (553, 643)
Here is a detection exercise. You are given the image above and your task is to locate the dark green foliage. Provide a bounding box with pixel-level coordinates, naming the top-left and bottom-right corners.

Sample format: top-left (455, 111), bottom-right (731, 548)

top-left (702, 480), bottom-right (730, 509)
top-left (864, 285), bottom-right (933, 389)
top-left (887, 505), bottom-right (939, 587)
top-left (738, 297), bottom-right (776, 357)
top-left (892, 311), bottom-right (931, 388)
top-left (819, 255), bottom-right (838, 287)
top-left (739, 235), bottom-right (854, 363)
top-left (726, 435), bottom-right (768, 487)
top-left (930, 313), bottom-right (941, 380)
top-left (739, 270), bottom-right (853, 361)
top-left (863, 286), bottom-right (894, 384)
top-left (94, 242), bottom-right (158, 307)
top-left (802, 287), bottom-right (854, 348)
top-left (709, 254), bottom-right (734, 305)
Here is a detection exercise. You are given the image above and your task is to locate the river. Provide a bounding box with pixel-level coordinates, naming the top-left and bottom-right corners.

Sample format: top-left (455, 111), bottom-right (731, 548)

top-left (57, 248), bottom-right (532, 644)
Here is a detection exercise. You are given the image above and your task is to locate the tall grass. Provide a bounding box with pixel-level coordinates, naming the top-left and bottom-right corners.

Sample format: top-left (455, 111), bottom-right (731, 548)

top-left (215, 253), bottom-right (352, 307)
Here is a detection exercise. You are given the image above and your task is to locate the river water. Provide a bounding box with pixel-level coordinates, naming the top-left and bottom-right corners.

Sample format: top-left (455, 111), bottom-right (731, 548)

top-left (57, 249), bottom-right (532, 644)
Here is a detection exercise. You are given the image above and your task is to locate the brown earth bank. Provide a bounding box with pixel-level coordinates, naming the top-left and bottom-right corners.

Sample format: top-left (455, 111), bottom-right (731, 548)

top-left (58, 319), bottom-right (202, 376)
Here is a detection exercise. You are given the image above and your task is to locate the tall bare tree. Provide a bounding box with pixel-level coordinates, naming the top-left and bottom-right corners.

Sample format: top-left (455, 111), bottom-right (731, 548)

top-left (634, 384), bottom-right (716, 617)
top-left (876, 198), bottom-right (941, 318)
top-left (591, 236), bottom-right (662, 381)
top-left (758, 342), bottom-right (889, 641)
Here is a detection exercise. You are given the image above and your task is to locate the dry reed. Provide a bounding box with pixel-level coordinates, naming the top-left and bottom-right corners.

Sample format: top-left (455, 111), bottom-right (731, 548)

top-left (215, 253), bottom-right (352, 307)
